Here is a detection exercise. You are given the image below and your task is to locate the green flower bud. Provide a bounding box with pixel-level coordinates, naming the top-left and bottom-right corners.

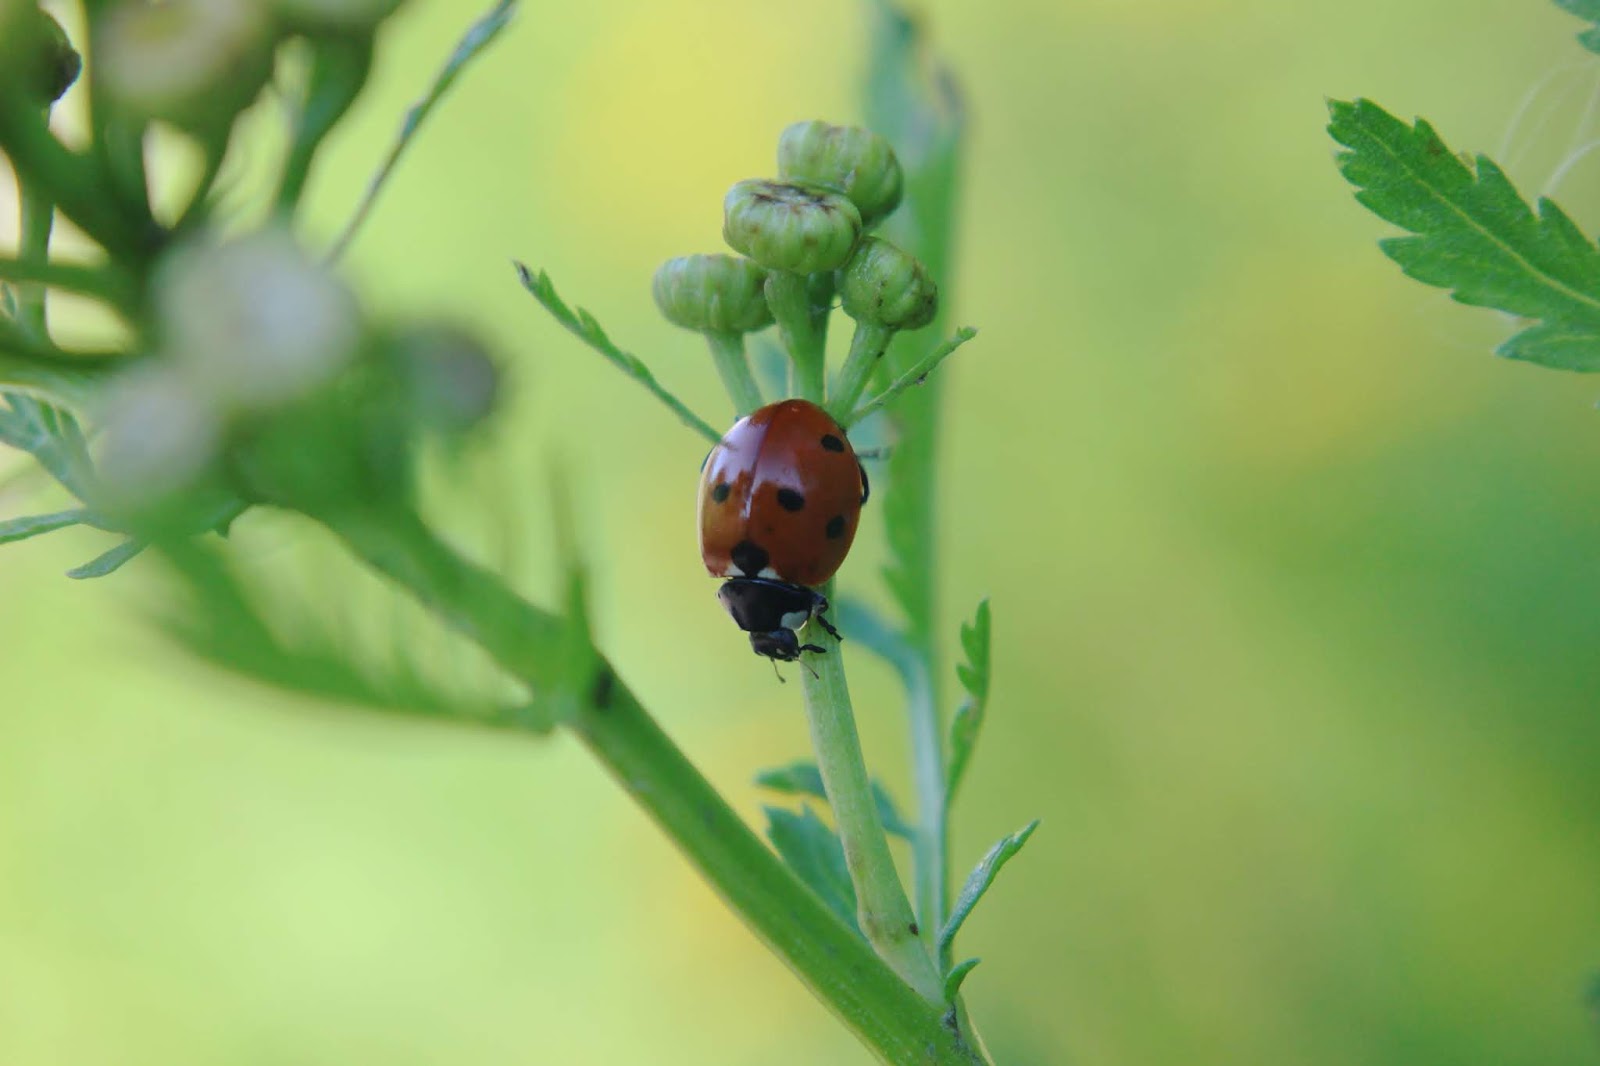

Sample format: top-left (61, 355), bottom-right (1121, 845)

top-left (722, 179), bottom-right (862, 276)
top-left (838, 237), bottom-right (937, 331)
top-left (652, 254), bottom-right (773, 334)
top-left (8, 7), bottom-right (82, 107)
top-left (777, 120), bottom-right (904, 228)
top-left (272, 0), bottom-right (406, 33)
top-left (390, 323), bottom-right (500, 433)
top-left (96, 0), bottom-right (274, 135)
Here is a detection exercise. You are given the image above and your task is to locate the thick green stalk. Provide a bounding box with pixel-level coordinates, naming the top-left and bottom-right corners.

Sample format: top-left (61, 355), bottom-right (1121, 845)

top-left (704, 330), bottom-right (764, 416)
top-left (800, 593), bottom-right (945, 1003)
top-left (765, 271), bottom-right (826, 398)
top-left (313, 506), bottom-right (985, 1065)
top-left (830, 320), bottom-right (894, 419)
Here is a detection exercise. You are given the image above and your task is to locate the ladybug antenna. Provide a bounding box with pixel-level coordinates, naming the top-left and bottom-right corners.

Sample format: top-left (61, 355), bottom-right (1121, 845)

top-left (771, 660), bottom-right (786, 684)
top-left (800, 657), bottom-right (821, 680)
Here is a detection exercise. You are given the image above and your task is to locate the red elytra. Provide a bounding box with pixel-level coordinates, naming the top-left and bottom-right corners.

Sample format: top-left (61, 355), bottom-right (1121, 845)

top-left (698, 399), bottom-right (867, 589)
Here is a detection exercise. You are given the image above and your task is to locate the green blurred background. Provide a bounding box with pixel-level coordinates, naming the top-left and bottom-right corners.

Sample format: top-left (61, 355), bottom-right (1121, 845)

top-left (5, 0), bottom-right (1600, 1062)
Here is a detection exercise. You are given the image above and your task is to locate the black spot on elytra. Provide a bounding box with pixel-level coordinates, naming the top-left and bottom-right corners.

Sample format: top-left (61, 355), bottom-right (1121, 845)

top-left (711, 481), bottom-right (731, 504)
top-left (731, 540), bottom-right (769, 575)
top-left (820, 433), bottom-right (845, 452)
top-left (825, 515), bottom-right (847, 539)
top-left (776, 488), bottom-right (805, 512)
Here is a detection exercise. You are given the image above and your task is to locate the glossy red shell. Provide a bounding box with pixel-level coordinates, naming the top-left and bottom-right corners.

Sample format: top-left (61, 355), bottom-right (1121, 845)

top-left (698, 399), bottom-right (865, 588)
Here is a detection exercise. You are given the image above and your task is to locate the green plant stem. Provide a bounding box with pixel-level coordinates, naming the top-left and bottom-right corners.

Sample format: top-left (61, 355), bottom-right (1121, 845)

top-left (829, 320), bottom-right (894, 419)
top-left (766, 271), bottom-right (826, 398)
top-left (17, 161), bottom-right (54, 337)
top-left (704, 330), bottom-right (764, 416)
top-left (0, 96), bottom-right (155, 266)
top-left (312, 504), bottom-right (985, 1065)
top-left (785, 298), bottom-right (938, 1000)
top-left (844, 327), bottom-right (975, 429)
top-left (800, 592), bottom-right (945, 1003)
top-left (276, 35), bottom-right (375, 214)
top-left (0, 255), bottom-right (136, 310)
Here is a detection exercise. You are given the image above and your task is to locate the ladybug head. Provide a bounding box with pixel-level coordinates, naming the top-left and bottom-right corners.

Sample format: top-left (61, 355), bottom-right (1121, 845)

top-left (749, 629), bottom-right (826, 662)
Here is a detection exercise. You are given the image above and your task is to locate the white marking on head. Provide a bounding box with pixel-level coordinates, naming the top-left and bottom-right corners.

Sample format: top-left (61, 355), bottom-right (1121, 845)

top-left (758, 566), bottom-right (779, 579)
top-left (779, 609), bottom-right (810, 632)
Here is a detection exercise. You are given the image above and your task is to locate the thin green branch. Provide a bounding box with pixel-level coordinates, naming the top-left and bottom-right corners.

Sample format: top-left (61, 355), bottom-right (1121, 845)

top-left (800, 593), bottom-right (945, 1003)
top-left (828, 320), bottom-right (894, 420)
top-left (514, 262), bottom-right (721, 444)
top-left (766, 271), bottom-right (827, 398)
top-left (275, 35), bottom-right (374, 214)
top-left (18, 166), bottom-right (53, 336)
top-left (843, 326), bottom-right (976, 428)
top-left (0, 93), bottom-right (156, 265)
top-left (705, 330), bottom-right (765, 416)
top-left (310, 504), bottom-right (985, 1064)
top-left (0, 255), bottom-right (137, 311)
top-left (328, 0), bottom-right (518, 262)
top-left (0, 318), bottom-right (123, 409)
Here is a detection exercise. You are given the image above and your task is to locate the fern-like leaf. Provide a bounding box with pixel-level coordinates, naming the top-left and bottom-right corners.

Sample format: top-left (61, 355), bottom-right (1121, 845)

top-left (1329, 97), bottom-right (1600, 371)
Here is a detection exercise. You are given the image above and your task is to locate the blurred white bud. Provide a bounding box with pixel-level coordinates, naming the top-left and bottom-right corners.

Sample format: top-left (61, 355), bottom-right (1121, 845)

top-left (96, 0), bottom-right (275, 134)
top-left (272, 0), bottom-right (405, 31)
top-left (96, 364), bottom-right (222, 506)
top-left (155, 230), bottom-right (364, 411)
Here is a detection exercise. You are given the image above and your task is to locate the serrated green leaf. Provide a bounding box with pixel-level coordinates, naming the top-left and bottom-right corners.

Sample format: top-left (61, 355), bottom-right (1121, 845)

top-left (942, 957), bottom-right (980, 1002)
top-left (938, 819), bottom-right (1040, 958)
top-left (756, 759), bottom-right (915, 840)
top-left (157, 540), bottom-right (534, 729)
top-left (0, 507), bottom-right (95, 545)
top-left (763, 805), bottom-right (860, 933)
top-left (328, 0), bottom-right (517, 260)
top-left (1497, 320), bottom-right (1600, 370)
top-left (947, 598), bottom-right (990, 806)
top-left (66, 537), bottom-right (145, 578)
top-left (512, 262), bottom-right (720, 444)
top-left (1555, 0), bottom-right (1600, 53)
top-left (0, 393), bottom-right (95, 500)
top-left (1329, 98), bottom-right (1600, 370)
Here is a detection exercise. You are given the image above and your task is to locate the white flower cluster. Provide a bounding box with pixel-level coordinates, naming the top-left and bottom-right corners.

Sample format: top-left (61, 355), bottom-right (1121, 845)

top-left (98, 231), bottom-right (362, 501)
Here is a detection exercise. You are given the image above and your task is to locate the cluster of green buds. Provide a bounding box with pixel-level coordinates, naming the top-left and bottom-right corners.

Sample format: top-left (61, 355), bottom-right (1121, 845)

top-left (652, 119), bottom-right (939, 419)
top-left (0, 0), bottom-right (504, 533)
top-left (3, 0), bottom-right (409, 182)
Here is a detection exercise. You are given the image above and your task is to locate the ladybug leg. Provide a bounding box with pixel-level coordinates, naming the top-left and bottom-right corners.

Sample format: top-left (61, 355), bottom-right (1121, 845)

top-left (858, 461), bottom-right (870, 506)
top-left (811, 610), bottom-right (842, 643)
top-left (799, 642), bottom-right (827, 655)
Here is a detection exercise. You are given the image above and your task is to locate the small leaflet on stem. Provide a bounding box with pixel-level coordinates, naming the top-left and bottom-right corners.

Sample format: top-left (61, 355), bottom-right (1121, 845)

top-left (938, 819), bottom-right (1041, 960)
top-left (946, 597), bottom-right (990, 807)
top-left (513, 262), bottom-right (721, 443)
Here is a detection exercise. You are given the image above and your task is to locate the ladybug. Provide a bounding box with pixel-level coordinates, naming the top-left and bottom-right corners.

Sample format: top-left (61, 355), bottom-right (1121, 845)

top-left (698, 399), bottom-right (869, 662)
